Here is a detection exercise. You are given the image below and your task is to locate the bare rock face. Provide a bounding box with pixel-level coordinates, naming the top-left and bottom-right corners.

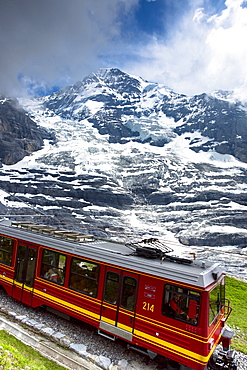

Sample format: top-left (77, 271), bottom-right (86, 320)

top-left (0, 97), bottom-right (54, 164)
top-left (173, 93), bottom-right (247, 163)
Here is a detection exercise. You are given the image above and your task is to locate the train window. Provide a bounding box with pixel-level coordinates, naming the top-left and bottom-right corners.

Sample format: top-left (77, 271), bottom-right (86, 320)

top-left (104, 271), bottom-right (119, 304)
top-left (69, 258), bottom-right (99, 297)
top-left (0, 236), bottom-right (14, 266)
top-left (40, 249), bottom-right (66, 285)
top-left (209, 279), bottom-right (225, 325)
top-left (15, 245), bottom-right (27, 282)
top-left (162, 284), bottom-right (200, 325)
top-left (15, 245), bottom-right (37, 287)
top-left (25, 248), bottom-right (37, 287)
top-left (121, 276), bottom-right (137, 311)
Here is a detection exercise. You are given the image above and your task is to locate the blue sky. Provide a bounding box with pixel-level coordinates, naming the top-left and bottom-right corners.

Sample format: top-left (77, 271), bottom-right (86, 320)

top-left (1, 0), bottom-right (247, 99)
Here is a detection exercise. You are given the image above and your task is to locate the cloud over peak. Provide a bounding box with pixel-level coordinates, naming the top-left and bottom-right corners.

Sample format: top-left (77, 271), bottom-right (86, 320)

top-left (1, 0), bottom-right (247, 100)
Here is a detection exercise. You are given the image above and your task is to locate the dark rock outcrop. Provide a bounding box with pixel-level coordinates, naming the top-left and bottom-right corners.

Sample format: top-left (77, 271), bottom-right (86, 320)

top-left (173, 94), bottom-right (247, 162)
top-left (0, 97), bottom-right (54, 164)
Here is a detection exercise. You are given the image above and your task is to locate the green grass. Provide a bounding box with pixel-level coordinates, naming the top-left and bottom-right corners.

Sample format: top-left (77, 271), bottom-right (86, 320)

top-left (0, 330), bottom-right (66, 370)
top-left (226, 276), bottom-right (247, 354)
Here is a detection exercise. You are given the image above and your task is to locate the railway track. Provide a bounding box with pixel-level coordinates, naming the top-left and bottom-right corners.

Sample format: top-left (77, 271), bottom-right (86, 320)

top-left (0, 314), bottom-right (101, 370)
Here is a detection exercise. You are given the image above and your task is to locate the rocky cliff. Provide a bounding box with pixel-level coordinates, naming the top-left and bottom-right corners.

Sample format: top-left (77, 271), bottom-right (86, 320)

top-left (0, 97), bottom-right (54, 165)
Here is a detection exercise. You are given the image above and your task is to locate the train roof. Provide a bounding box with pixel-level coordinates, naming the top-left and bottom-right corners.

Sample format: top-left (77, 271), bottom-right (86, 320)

top-left (0, 219), bottom-right (223, 289)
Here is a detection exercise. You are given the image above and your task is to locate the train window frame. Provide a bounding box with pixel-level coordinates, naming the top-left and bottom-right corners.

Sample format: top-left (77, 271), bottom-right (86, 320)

top-left (103, 271), bottom-right (119, 305)
top-left (120, 276), bottom-right (137, 311)
top-left (209, 278), bottom-right (225, 325)
top-left (162, 284), bottom-right (200, 326)
top-left (0, 236), bottom-right (14, 266)
top-left (69, 257), bottom-right (99, 298)
top-left (40, 249), bottom-right (66, 285)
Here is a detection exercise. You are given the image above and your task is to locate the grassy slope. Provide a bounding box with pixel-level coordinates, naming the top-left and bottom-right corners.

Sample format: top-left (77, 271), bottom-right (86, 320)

top-left (0, 330), bottom-right (66, 370)
top-left (226, 276), bottom-right (247, 354)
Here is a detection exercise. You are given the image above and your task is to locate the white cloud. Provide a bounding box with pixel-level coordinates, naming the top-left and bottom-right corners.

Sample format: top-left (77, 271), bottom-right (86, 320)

top-left (0, 0), bottom-right (138, 96)
top-left (1, 0), bottom-right (247, 100)
top-left (126, 0), bottom-right (247, 99)
top-left (193, 8), bottom-right (206, 22)
top-left (205, 0), bottom-right (247, 98)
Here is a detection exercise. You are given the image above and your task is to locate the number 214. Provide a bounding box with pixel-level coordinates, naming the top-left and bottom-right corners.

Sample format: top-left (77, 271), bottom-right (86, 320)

top-left (143, 302), bottom-right (154, 312)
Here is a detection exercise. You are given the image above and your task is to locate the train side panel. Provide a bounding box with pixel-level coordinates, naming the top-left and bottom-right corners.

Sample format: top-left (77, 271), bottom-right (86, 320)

top-left (0, 262), bottom-right (15, 296)
top-left (33, 278), bottom-right (102, 326)
top-left (0, 234), bottom-right (17, 296)
top-left (32, 246), bottom-right (103, 329)
top-left (133, 274), bottom-right (212, 370)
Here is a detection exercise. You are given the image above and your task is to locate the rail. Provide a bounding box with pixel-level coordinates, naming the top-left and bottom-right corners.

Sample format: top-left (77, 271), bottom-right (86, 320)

top-left (0, 314), bottom-right (101, 370)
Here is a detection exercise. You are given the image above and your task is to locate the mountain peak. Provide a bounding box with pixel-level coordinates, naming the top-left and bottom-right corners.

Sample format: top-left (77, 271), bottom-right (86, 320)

top-left (38, 68), bottom-right (247, 161)
top-left (85, 67), bottom-right (145, 93)
top-left (93, 67), bottom-right (127, 78)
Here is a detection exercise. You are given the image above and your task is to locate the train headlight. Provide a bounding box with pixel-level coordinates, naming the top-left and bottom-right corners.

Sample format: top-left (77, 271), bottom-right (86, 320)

top-left (208, 338), bottom-right (214, 350)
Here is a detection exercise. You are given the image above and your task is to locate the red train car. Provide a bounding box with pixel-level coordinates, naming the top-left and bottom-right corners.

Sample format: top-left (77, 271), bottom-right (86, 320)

top-left (0, 219), bottom-right (237, 370)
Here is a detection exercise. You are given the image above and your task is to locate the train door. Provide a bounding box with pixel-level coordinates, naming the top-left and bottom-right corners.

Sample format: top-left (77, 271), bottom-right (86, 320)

top-left (12, 243), bottom-right (37, 306)
top-left (99, 266), bottom-right (139, 342)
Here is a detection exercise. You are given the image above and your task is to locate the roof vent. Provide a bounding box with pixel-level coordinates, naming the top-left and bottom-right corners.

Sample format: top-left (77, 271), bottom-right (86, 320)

top-left (126, 238), bottom-right (193, 264)
top-left (126, 238), bottom-right (172, 258)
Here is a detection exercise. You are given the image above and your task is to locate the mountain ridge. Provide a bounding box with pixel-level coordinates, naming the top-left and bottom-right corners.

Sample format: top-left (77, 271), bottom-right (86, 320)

top-left (0, 68), bottom-right (247, 277)
top-left (41, 68), bottom-right (247, 160)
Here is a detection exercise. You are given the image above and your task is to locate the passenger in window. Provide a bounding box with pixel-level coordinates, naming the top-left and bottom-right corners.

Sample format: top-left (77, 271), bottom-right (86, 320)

top-left (45, 266), bottom-right (59, 282)
top-left (169, 294), bottom-right (188, 320)
top-left (169, 294), bottom-right (184, 314)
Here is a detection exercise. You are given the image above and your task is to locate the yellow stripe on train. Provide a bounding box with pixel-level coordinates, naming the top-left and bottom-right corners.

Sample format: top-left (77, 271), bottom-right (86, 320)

top-left (33, 289), bottom-right (100, 322)
top-left (117, 322), bottom-right (133, 333)
top-left (101, 316), bottom-right (115, 326)
top-left (134, 329), bottom-right (210, 365)
top-left (0, 276), bottom-right (13, 285)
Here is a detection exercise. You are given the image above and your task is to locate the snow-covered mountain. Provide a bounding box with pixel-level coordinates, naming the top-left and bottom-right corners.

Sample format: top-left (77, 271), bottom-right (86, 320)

top-left (0, 68), bottom-right (247, 277)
